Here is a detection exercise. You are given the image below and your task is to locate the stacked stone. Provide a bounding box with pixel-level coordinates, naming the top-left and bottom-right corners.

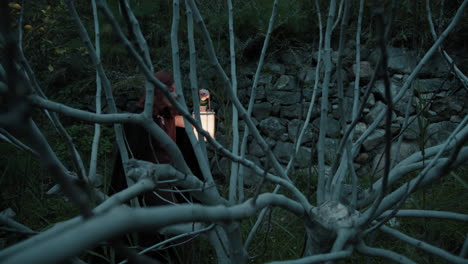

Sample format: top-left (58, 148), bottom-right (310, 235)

top-left (212, 46), bottom-right (466, 184)
top-left (90, 47), bottom-right (466, 185)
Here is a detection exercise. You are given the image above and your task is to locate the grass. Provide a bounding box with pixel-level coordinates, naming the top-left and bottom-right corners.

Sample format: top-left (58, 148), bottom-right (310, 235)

top-left (343, 165), bottom-right (468, 263)
top-left (0, 119), bottom-right (115, 249)
top-left (3, 1), bottom-right (467, 262)
top-left (242, 207), bottom-right (305, 263)
top-left (0, 142), bottom-right (80, 247)
top-left (181, 162), bottom-right (468, 263)
top-left (0, 71), bottom-right (465, 263)
top-left (1, 131), bottom-right (466, 264)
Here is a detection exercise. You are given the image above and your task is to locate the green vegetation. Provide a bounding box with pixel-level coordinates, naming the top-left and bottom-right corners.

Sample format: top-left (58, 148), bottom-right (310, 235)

top-left (0, 122), bottom-right (115, 233)
top-left (0, 142), bottom-right (79, 246)
top-left (1, 0), bottom-right (468, 263)
top-left (348, 167), bottom-right (468, 264)
top-left (198, 166), bottom-right (468, 263)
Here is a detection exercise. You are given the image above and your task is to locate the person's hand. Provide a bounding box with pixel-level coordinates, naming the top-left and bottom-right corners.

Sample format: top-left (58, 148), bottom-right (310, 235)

top-left (199, 89), bottom-right (210, 101)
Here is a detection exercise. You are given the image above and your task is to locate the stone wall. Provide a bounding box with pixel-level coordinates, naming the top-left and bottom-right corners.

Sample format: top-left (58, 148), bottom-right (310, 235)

top-left (81, 47), bottom-right (466, 184)
top-left (211, 46), bottom-right (467, 184)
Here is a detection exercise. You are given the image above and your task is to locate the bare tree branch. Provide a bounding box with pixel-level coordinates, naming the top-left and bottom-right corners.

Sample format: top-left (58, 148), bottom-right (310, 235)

top-left (425, 0), bottom-right (468, 90)
top-left (17, 1), bottom-right (88, 182)
top-left (359, 0), bottom-right (394, 226)
top-left (185, 0), bottom-right (287, 182)
top-left (88, 0), bottom-right (102, 185)
top-left (64, 0), bottom-right (130, 178)
top-left (318, 0), bottom-right (337, 204)
top-left (353, 0), bottom-right (468, 155)
top-left (380, 225), bottom-right (468, 263)
top-left (378, 210), bottom-right (468, 222)
top-left (119, 224), bottom-right (215, 264)
top-left (0, 214), bottom-right (34, 234)
top-left (356, 241), bottom-right (416, 264)
top-left (267, 248), bottom-right (352, 264)
top-left (0, 127), bottom-right (37, 156)
top-left (3, 194), bottom-right (304, 264)
top-left (227, 0), bottom-right (241, 205)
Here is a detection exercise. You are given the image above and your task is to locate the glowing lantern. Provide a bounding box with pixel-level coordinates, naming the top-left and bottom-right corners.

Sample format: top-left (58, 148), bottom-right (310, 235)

top-left (193, 97), bottom-right (215, 141)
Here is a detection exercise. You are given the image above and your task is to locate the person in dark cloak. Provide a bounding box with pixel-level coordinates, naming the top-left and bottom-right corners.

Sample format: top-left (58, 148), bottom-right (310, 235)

top-left (109, 71), bottom-right (204, 263)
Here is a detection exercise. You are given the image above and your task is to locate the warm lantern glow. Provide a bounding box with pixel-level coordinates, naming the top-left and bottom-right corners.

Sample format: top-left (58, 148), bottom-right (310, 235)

top-left (193, 110), bottom-right (216, 141)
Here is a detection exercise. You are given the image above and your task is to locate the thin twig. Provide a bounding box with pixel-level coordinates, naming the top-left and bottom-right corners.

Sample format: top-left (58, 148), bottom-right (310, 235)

top-left (88, 0), bottom-right (102, 185)
top-left (380, 225), bottom-right (467, 263)
top-left (356, 241), bottom-right (416, 264)
top-left (425, 0), bottom-right (468, 90)
top-left (118, 224), bottom-right (215, 264)
top-left (359, 0), bottom-right (394, 227)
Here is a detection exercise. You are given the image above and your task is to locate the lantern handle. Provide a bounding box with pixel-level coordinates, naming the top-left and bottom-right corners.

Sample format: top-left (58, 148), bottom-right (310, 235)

top-left (208, 96), bottom-right (211, 111)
